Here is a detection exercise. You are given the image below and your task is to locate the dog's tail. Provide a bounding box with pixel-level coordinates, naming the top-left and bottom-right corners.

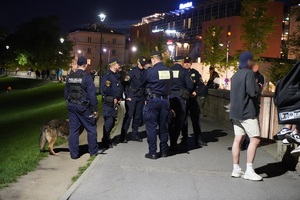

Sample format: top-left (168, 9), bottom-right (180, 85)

top-left (39, 125), bottom-right (48, 152)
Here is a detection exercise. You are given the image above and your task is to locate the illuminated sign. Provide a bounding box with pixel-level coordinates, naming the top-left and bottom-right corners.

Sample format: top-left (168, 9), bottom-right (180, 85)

top-left (165, 30), bottom-right (177, 34)
top-left (179, 2), bottom-right (193, 10)
top-left (152, 29), bottom-right (164, 33)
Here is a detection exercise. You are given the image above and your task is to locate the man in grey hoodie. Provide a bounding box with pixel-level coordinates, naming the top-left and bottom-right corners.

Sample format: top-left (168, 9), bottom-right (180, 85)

top-left (230, 52), bottom-right (262, 181)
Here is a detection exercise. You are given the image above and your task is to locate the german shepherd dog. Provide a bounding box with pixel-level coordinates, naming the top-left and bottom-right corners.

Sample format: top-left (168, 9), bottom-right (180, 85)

top-left (39, 119), bottom-right (70, 156)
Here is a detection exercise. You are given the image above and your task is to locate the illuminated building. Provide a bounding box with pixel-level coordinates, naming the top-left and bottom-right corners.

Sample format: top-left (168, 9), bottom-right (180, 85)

top-left (69, 24), bottom-right (126, 71)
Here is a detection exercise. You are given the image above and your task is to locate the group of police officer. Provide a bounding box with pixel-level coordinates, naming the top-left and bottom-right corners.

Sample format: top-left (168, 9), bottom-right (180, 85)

top-left (65, 52), bottom-right (207, 160)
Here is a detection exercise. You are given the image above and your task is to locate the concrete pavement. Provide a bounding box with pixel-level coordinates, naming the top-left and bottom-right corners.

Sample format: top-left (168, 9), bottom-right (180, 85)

top-left (65, 117), bottom-right (300, 200)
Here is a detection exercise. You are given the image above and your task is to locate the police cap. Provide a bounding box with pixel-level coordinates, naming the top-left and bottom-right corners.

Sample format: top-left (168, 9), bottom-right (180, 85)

top-left (77, 56), bottom-right (87, 66)
top-left (184, 56), bottom-right (192, 63)
top-left (109, 58), bottom-right (122, 66)
top-left (138, 56), bottom-right (148, 66)
top-left (150, 51), bottom-right (162, 58)
top-left (174, 56), bottom-right (185, 62)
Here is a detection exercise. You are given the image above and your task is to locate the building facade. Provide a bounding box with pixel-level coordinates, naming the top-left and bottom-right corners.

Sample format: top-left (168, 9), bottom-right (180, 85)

top-left (69, 25), bottom-right (126, 72)
top-left (130, 0), bottom-right (286, 61)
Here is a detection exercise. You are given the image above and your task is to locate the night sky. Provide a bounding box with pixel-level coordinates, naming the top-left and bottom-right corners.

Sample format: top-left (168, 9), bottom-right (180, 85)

top-left (0, 0), bottom-right (203, 33)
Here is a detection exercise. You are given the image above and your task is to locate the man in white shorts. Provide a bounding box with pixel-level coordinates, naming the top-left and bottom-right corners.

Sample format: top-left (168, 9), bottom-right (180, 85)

top-left (230, 52), bottom-right (262, 181)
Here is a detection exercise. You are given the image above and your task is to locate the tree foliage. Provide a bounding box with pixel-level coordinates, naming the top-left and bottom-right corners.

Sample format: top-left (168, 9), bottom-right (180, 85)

top-left (203, 25), bottom-right (226, 69)
top-left (289, 6), bottom-right (300, 59)
top-left (268, 58), bottom-right (296, 84)
top-left (6, 16), bottom-right (73, 70)
top-left (240, 0), bottom-right (275, 58)
top-left (131, 34), bottom-right (168, 64)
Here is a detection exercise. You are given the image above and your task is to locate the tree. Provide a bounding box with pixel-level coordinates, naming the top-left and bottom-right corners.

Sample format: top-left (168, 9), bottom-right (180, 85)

top-left (203, 25), bottom-right (226, 69)
top-left (268, 58), bottom-right (296, 84)
top-left (7, 16), bottom-right (73, 70)
top-left (131, 34), bottom-right (168, 64)
top-left (240, 0), bottom-right (275, 58)
top-left (288, 6), bottom-right (300, 59)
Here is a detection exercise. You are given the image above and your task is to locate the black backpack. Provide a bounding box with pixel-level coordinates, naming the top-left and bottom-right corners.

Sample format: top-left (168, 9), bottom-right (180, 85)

top-left (274, 61), bottom-right (300, 124)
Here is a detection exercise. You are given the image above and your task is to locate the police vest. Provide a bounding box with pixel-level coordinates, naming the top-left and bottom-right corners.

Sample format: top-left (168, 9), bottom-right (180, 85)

top-left (67, 72), bottom-right (87, 104)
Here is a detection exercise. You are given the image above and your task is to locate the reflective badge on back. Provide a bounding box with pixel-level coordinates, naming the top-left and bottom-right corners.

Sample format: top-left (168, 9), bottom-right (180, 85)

top-left (173, 70), bottom-right (179, 78)
top-left (68, 78), bottom-right (83, 83)
top-left (158, 70), bottom-right (171, 80)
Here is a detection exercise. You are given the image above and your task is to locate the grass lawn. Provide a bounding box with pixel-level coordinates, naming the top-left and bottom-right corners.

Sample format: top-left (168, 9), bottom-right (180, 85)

top-left (0, 77), bottom-right (101, 189)
top-left (0, 76), bottom-right (49, 92)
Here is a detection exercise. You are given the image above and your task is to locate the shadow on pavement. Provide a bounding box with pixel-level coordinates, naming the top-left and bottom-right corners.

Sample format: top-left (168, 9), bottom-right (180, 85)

top-left (255, 162), bottom-right (289, 178)
top-left (201, 129), bottom-right (228, 143)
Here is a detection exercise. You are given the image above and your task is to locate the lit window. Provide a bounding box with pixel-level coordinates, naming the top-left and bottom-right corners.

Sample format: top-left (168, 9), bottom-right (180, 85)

top-left (188, 18), bottom-right (192, 29)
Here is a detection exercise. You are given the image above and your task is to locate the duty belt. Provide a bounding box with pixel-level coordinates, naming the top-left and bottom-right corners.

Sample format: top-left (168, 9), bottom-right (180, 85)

top-left (69, 99), bottom-right (89, 106)
top-left (152, 94), bottom-right (169, 99)
top-left (171, 90), bottom-right (181, 96)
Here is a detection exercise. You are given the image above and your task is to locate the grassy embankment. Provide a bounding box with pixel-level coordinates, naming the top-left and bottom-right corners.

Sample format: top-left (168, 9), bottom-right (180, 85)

top-left (0, 77), bottom-right (70, 188)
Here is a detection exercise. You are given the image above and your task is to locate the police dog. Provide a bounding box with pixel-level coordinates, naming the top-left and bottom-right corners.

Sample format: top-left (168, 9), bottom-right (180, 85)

top-left (39, 119), bottom-right (70, 156)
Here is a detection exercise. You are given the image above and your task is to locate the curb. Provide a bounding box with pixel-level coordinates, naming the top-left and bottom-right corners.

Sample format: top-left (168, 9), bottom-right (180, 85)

top-left (59, 102), bottom-right (125, 200)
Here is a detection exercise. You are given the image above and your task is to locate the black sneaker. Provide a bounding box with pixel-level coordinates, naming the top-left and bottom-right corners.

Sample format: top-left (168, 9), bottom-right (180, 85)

top-left (273, 128), bottom-right (292, 140)
top-left (286, 132), bottom-right (300, 145)
top-left (197, 138), bottom-right (207, 146)
top-left (131, 136), bottom-right (142, 142)
top-left (145, 153), bottom-right (158, 160)
top-left (119, 138), bottom-right (128, 143)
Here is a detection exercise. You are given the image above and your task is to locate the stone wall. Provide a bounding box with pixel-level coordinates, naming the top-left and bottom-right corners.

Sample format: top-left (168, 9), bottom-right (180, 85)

top-left (201, 89), bottom-right (231, 130)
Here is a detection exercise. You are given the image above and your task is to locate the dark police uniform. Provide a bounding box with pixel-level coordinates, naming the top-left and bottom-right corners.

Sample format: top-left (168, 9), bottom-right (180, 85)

top-left (64, 57), bottom-right (100, 159)
top-left (101, 59), bottom-right (123, 149)
top-left (169, 56), bottom-right (194, 149)
top-left (182, 57), bottom-right (207, 146)
top-left (120, 57), bottom-right (147, 142)
top-left (144, 52), bottom-right (173, 159)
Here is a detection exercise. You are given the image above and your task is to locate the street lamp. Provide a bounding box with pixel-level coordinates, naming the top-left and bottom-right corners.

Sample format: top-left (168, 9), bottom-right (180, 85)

top-left (131, 46), bottom-right (137, 53)
top-left (6, 45), bottom-right (9, 50)
top-left (60, 38), bottom-right (64, 44)
top-left (98, 13), bottom-right (106, 94)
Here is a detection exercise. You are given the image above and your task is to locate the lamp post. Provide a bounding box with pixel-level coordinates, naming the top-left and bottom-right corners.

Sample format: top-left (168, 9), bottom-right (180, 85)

top-left (98, 13), bottom-right (106, 72)
top-left (103, 48), bottom-right (111, 65)
top-left (98, 13), bottom-right (106, 94)
top-left (226, 31), bottom-right (231, 67)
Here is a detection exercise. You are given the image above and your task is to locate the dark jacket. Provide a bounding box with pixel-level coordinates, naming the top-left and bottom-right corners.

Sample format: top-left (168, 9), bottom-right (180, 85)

top-left (146, 62), bottom-right (173, 96)
top-left (230, 68), bottom-right (259, 120)
top-left (274, 61), bottom-right (300, 124)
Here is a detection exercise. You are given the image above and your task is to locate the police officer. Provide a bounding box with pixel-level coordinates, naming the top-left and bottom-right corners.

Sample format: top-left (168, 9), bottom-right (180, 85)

top-left (144, 51), bottom-right (173, 159)
top-left (64, 56), bottom-right (104, 159)
top-left (182, 56), bottom-right (207, 147)
top-left (120, 57), bottom-right (147, 143)
top-left (101, 58), bottom-right (123, 149)
top-left (169, 56), bottom-right (194, 150)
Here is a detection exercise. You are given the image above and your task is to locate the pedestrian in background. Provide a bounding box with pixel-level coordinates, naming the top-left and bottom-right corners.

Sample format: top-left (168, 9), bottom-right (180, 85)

top-left (64, 56), bottom-right (104, 159)
top-left (230, 52), bottom-right (262, 181)
top-left (101, 58), bottom-right (123, 149)
top-left (144, 51), bottom-right (173, 159)
top-left (120, 56), bottom-right (147, 143)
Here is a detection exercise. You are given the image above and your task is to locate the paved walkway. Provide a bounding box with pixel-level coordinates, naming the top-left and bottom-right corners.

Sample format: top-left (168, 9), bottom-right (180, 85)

top-left (66, 117), bottom-right (300, 200)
